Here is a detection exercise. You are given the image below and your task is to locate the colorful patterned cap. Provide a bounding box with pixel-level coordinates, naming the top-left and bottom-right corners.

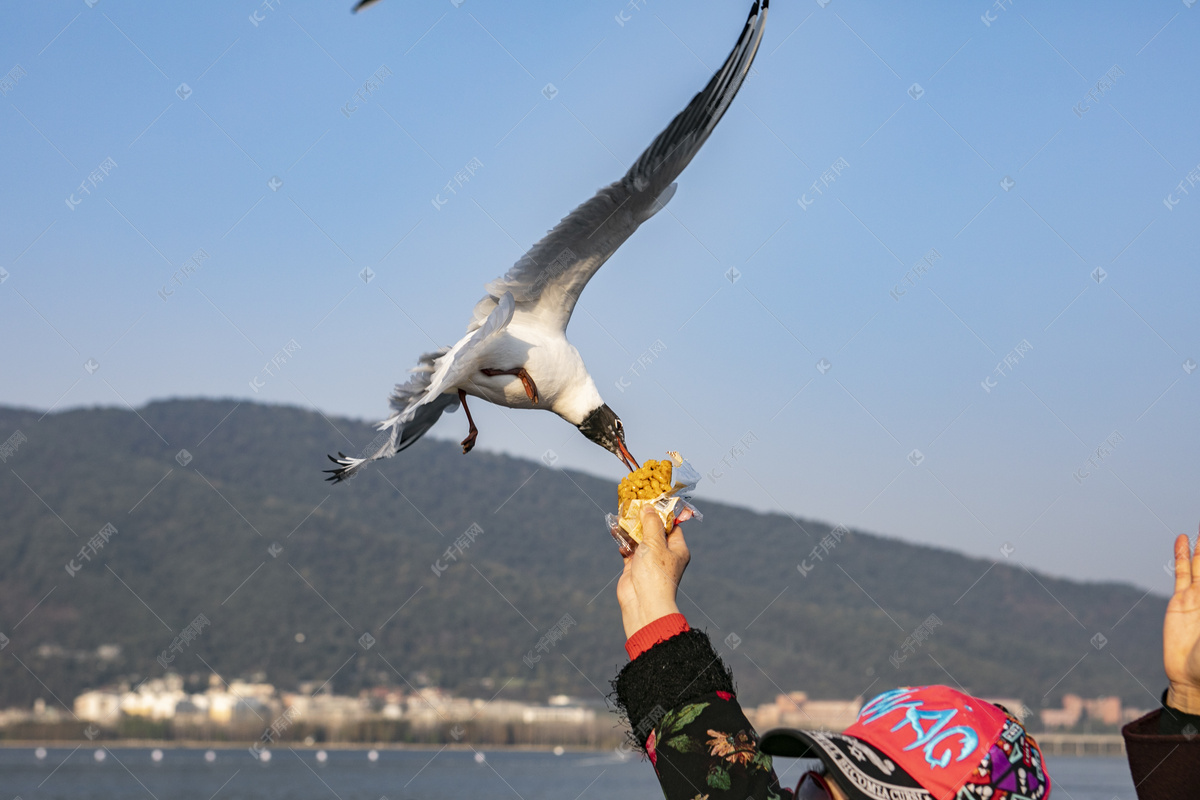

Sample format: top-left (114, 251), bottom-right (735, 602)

top-left (759, 685), bottom-right (1051, 800)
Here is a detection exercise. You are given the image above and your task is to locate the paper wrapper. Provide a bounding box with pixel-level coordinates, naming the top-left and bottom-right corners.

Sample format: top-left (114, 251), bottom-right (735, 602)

top-left (606, 451), bottom-right (702, 552)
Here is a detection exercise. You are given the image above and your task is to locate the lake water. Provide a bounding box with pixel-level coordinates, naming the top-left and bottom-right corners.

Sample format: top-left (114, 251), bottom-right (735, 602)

top-left (0, 746), bottom-right (1138, 799)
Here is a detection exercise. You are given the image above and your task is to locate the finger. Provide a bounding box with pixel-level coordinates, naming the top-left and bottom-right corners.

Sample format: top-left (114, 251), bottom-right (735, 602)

top-left (1190, 526), bottom-right (1200, 586)
top-left (1175, 534), bottom-right (1192, 595)
top-left (665, 523), bottom-right (689, 561)
top-left (675, 507), bottom-right (694, 524)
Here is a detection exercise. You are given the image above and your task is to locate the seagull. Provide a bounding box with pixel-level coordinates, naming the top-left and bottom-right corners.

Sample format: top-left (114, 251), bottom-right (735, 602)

top-left (327, 0), bottom-right (768, 482)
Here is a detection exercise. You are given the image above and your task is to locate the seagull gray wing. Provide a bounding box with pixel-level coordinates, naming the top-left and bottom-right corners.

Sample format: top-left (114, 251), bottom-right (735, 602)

top-left (470, 0), bottom-right (769, 333)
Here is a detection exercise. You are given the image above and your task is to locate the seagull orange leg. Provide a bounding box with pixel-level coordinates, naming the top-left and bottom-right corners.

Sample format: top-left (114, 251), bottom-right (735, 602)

top-left (480, 367), bottom-right (540, 404)
top-left (458, 389), bottom-right (478, 454)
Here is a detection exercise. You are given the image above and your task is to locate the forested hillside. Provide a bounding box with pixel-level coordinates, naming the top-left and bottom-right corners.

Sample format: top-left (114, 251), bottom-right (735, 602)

top-left (0, 400), bottom-right (1167, 718)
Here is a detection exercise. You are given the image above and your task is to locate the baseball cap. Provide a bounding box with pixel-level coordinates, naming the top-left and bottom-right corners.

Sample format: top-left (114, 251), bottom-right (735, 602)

top-left (759, 685), bottom-right (1051, 800)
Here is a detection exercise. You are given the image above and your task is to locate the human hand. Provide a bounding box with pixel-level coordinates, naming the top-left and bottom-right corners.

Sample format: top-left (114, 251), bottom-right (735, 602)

top-left (1166, 532), bottom-right (1200, 715)
top-left (615, 505), bottom-right (690, 639)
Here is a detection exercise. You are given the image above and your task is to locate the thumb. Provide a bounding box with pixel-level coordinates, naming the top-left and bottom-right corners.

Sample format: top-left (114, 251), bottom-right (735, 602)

top-left (639, 505), bottom-right (666, 550)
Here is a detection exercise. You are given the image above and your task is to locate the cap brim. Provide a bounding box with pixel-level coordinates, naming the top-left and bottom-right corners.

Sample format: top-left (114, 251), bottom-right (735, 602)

top-left (759, 728), bottom-right (934, 800)
top-left (759, 727), bottom-right (821, 759)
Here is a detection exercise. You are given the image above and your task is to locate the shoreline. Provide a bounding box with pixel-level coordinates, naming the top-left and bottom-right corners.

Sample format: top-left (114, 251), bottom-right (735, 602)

top-left (0, 739), bottom-right (616, 753)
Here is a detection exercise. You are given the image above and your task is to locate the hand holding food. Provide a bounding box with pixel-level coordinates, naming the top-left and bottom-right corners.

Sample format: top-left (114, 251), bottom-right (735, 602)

top-left (607, 451), bottom-right (701, 552)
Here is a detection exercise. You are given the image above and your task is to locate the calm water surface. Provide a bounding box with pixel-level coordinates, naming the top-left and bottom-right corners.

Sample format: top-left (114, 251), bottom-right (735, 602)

top-left (0, 746), bottom-right (1137, 799)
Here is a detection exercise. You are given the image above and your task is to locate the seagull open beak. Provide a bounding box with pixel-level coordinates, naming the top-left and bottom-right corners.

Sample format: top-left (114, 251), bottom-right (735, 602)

top-left (617, 438), bottom-right (639, 472)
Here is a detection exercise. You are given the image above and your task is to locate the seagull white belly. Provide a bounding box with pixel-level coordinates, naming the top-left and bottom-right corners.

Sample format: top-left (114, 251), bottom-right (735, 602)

top-left (459, 329), bottom-right (585, 412)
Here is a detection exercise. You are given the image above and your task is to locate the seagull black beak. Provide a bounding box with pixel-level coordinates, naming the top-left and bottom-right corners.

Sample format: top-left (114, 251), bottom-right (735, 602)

top-left (617, 437), bottom-right (639, 473)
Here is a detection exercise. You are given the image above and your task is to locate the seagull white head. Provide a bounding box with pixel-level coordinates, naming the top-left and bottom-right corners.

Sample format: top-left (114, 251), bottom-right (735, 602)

top-left (578, 404), bottom-right (639, 472)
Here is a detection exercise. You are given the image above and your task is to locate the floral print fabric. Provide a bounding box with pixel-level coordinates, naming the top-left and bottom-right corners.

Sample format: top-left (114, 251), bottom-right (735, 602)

top-left (645, 690), bottom-right (795, 800)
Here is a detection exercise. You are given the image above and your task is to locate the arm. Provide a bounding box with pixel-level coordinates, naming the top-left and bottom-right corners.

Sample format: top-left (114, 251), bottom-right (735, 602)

top-left (611, 507), bottom-right (794, 800)
top-left (1123, 533), bottom-right (1200, 798)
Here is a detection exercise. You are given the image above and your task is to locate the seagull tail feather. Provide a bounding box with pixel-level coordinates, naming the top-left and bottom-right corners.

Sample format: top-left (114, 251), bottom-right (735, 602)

top-left (325, 347), bottom-right (460, 483)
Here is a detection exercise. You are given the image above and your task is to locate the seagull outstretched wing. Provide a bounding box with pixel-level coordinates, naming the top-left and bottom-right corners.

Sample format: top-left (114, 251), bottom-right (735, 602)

top-left (469, 0), bottom-right (769, 334)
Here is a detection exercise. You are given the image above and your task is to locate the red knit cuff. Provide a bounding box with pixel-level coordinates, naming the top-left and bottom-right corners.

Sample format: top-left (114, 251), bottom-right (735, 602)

top-left (625, 613), bottom-right (690, 660)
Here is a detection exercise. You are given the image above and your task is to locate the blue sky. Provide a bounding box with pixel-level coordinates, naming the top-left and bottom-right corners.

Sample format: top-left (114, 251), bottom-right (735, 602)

top-left (2, 0), bottom-right (1197, 593)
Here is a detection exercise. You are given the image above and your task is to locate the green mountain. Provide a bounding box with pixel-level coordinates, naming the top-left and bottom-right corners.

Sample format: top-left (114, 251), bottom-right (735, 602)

top-left (0, 399), bottom-right (1168, 721)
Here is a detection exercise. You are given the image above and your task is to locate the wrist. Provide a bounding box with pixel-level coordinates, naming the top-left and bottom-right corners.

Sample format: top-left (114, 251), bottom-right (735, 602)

top-left (625, 612), bottom-right (690, 660)
top-left (1167, 684), bottom-right (1200, 716)
top-left (636, 601), bottom-right (680, 633)
top-left (621, 601), bottom-right (680, 639)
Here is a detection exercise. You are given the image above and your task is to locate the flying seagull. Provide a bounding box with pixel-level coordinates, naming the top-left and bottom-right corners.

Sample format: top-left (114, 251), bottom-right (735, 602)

top-left (327, 0), bottom-right (768, 482)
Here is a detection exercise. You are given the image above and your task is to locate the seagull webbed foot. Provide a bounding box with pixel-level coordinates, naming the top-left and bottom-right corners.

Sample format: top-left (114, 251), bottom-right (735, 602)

top-left (480, 367), bottom-right (540, 404)
top-left (458, 389), bottom-right (479, 454)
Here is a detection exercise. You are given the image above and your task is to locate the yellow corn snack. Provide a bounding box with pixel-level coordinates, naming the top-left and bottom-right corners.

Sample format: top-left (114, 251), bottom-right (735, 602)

top-left (617, 459), bottom-right (673, 504)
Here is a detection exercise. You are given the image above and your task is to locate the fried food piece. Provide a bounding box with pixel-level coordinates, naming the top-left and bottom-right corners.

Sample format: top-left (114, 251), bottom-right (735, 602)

top-left (617, 459), bottom-right (673, 504)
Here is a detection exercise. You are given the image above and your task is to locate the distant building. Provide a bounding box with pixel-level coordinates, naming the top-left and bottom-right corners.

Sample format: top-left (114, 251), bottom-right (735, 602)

top-left (1040, 694), bottom-right (1149, 730)
top-left (747, 692), bottom-right (863, 732)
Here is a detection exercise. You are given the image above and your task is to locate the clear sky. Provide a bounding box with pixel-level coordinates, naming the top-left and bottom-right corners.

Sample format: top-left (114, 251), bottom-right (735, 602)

top-left (2, 0), bottom-right (1196, 593)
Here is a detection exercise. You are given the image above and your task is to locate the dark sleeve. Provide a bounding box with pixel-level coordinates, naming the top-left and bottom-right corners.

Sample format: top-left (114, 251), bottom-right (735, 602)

top-left (1158, 689), bottom-right (1200, 735)
top-left (1121, 691), bottom-right (1200, 800)
top-left (612, 629), bottom-right (795, 800)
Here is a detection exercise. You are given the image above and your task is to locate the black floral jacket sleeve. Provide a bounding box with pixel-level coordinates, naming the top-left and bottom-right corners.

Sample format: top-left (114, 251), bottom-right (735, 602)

top-left (612, 629), bottom-right (795, 800)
